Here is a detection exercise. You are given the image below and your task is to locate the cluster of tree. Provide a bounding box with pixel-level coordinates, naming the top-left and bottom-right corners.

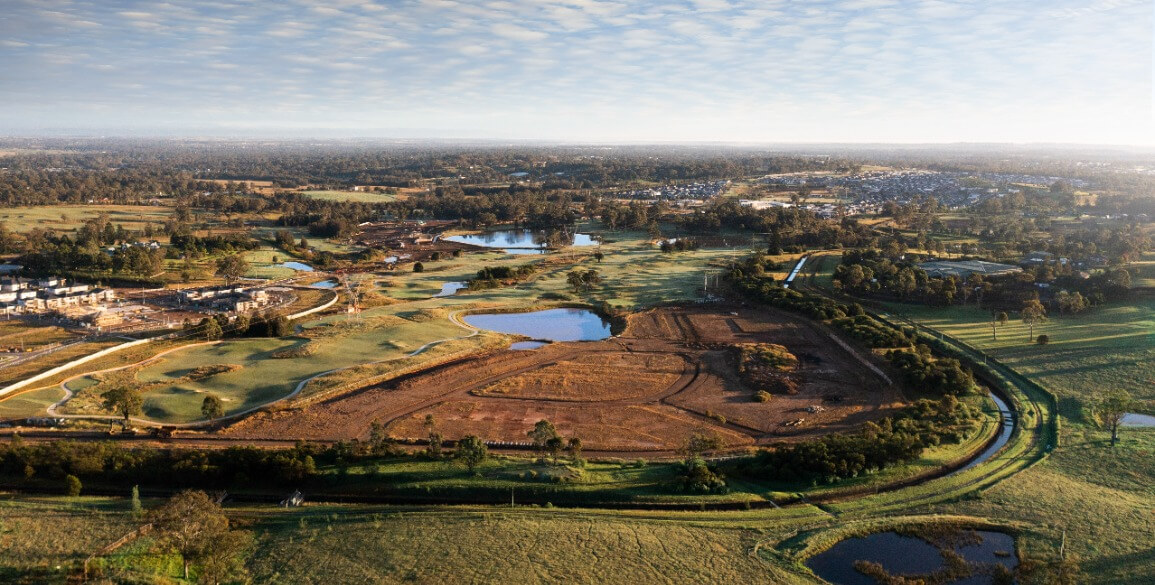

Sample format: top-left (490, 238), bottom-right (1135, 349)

top-left (18, 231), bottom-right (165, 277)
top-left (469, 264), bottom-right (536, 290)
top-left (566, 268), bottom-right (602, 292)
top-left (186, 311), bottom-right (292, 341)
top-left (659, 238), bottom-right (700, 253)
top-left (730, 396), bottom-right (979, 484)
top-left (886, 345), bottom-right (976, 396)
top-left (0, 439), bottom-right (321, 489)
top-left (169, 230), bottom-right (258, 258)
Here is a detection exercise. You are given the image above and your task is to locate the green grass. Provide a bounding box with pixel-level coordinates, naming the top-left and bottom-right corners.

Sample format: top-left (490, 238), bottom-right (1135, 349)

top-left (0, 495), bottom-right (138, 582)
top-left (883, 299), bottom-right (1155, 413)
top-left (298, 190), bottom-right (400, 203)
top-left (63, 312), bottom-right (478, 423)
top-left (0, 204), bottom-right (175, 234)
top-left (0, 386), bottom-right (64, 419)
top-left (243, 508), bottom-right (795, 585)
top-left (925, 427), bottom-right (1155, 584)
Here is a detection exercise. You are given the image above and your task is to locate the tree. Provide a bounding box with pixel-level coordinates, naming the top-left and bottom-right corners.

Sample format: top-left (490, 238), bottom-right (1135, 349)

top-left (201, 394), bottom-right (224, 421)
top-left (150, 490), bottom-right (242, 582)
top-left (527, 419), bottom-right (560, 460)
top-left (413, 261), bottom-right (424, 273)
top-left (101, 385), bottom-right (143, 427)
top-left (214, 253), bottom-right (249, 284)
top-left (593, 250), bottom-right (604, 263)
top-left (991, 311), bottom-right (1008, 340)
top-left (65, 474), bottom-right (82, 496)
top-left (131, 485), bottom-right (142, 516)
top-left (567, 437), bottom-right (583, 465)
top-left (1021, 299), bottom-right (1047, 342)
top-left (198, 317), bottom-right (223, 341)
top-left (545, 436), bottom-right (565, 465)
top-left (455, 435), bottom-right (488, 473)
top-left (684, 432), bottom-right (721, 461)
top-left (1094, 389), bottom-right (1134, 447)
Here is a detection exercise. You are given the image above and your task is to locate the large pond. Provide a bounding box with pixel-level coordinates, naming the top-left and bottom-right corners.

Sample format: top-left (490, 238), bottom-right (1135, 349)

top-left (955, 392), bottom-right (1014, 474)
top-left (444, 229), bottom-right (598, 252)
top-left (281, 261), bottom-right (314, 271)
top-left (807, 530), bottom-right (1017, 585)
top-left (463, 308), bottom-right (612, 342)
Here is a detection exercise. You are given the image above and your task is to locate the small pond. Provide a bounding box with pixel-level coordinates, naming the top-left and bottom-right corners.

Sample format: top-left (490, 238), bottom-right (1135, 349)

top-left (445, 229), bottom-right (598, 251)
top-left (463, 308), bottom-right (612, 342)
top-left (281, 261), bottom-right (314, 271)
top-left (310, 279), bottom-right (338, 289)
top-left (1121, 412), bottom-right (1155, 427)
top-left (434, 282), bottom-right (467, 297)
top-left (955, 392), bottom-right (1014, 474)
top-left (807, 530), bottom-right (1017, 585)
top-left (509, 341), bottom-right (549, 350)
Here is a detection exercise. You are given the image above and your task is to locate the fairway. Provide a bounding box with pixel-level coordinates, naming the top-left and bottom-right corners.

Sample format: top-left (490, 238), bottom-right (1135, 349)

top-left (61, 311), bottom-right (478, 423)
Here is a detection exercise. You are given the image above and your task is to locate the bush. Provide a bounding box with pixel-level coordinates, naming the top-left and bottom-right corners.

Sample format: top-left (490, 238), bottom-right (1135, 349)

top-left (1036, 334), bottom-right (1049, 345)
top-left (65, 474), bottom-right (82, 496)
top-left (413, 262), bottom-right (424, 273)
top-left (754, 390), bottom-right (772, 403)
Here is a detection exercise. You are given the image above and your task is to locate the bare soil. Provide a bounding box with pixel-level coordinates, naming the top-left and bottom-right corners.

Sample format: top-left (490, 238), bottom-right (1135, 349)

top-left (221, 305), bottom-right (906, 454)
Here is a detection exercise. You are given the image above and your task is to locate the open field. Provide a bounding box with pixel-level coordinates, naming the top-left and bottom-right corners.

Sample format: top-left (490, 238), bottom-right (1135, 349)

top-left (224, 306), bottom-right (903, 452)
top-left (0, 204), bottom-right (175, 234)
top-left (0, 496), bottom-right (138, 582)
top-left (926, 426), bottom-right (1155, 584)
top-left (244, 508), bottom-right (787, 585)
top-left (885, 298), bottom-right (1155, 412)
top-left (0, 321), bottom-right (80, 351)
top-left (298, 189), bottom-right (400, 203)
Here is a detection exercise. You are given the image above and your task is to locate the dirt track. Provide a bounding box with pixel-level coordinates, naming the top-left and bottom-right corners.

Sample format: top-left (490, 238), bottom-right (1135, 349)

top-left (220, 305), bottom-right (906, 453)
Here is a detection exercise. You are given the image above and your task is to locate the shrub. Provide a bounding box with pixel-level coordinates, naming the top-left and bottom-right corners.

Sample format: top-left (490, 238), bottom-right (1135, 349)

top-left (65, 474), bottom-right (82, 496)
top-left (754, 390), bottom-right (772, 403)
top-left (1036, 334), bottom-right (1049, 345)
top-left (413, 262), bottom-right (424, 273)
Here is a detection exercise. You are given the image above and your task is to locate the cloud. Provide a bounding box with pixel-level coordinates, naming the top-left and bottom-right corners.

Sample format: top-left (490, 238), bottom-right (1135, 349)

top-left (491, 23), bottom-right (549, 42)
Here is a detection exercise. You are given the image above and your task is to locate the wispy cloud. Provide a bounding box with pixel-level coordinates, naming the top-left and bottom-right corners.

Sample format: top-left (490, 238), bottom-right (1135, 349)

top-left (0, 0), bottom-right (1149, 143)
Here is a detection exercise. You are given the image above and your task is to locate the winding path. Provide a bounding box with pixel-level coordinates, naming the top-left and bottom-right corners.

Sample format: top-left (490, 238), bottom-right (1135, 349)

top-left (37, 310), bottom-right (482, 429)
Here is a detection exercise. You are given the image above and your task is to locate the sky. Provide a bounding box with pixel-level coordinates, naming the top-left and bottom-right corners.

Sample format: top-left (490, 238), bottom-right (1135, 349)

top-left (2, 0), bottom-right (1153, 144)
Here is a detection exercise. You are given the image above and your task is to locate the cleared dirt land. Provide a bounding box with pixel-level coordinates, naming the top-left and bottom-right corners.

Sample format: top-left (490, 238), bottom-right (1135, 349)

top-left (223, 305), bottom-right (906, 453)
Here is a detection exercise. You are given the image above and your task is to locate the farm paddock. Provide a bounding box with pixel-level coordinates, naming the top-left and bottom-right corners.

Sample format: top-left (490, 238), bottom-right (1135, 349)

top-left (223, 306), bottom-right (905, 454)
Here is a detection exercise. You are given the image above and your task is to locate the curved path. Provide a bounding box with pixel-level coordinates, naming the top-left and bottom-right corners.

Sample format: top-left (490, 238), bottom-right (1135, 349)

top-left (34, 310), bottom-right (482, 429)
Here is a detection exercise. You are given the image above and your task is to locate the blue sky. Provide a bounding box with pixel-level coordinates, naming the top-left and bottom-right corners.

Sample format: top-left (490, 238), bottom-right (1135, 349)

top-left (2, 0), bottom-right (1152, 143)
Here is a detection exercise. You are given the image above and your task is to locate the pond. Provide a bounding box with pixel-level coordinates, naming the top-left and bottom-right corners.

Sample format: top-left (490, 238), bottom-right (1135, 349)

top-left (309, 279), bottom-right (339, 289)
top-left (463, 308), bottom-right (612, 342)
top-left (509, 341), bottom-right (549, 350)
top-left (444, 229), bottom-right (598, 251)
top-left (281, 261), bottom-right (314, 272)
top-left (954, 392), bottom-right (1014, 473)
top-left (1121, 412), bottom-right (1155, 427)
top-left (434, 282), bottom-right (467, 298)
top-left (807, 530), bottom-right (1017, 585)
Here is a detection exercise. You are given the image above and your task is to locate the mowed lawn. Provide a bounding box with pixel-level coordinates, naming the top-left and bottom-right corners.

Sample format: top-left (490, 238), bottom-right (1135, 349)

top-left (887, 298), bottom-right (1155, 412)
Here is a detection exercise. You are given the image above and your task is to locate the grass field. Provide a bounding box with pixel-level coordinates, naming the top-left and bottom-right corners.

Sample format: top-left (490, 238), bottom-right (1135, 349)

top-left (298, 189), bottom-right (400, 203)
top-left (59, 312), bottom-right (477, 423)
top-left (0, 495), bottom-right (138, 583)
top-left (884, 299), bottom-right (1155, 413)
top-left (0, 204), bottom-right (175, 234)
top-left (926, 427), bottom-right (1155, 584)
